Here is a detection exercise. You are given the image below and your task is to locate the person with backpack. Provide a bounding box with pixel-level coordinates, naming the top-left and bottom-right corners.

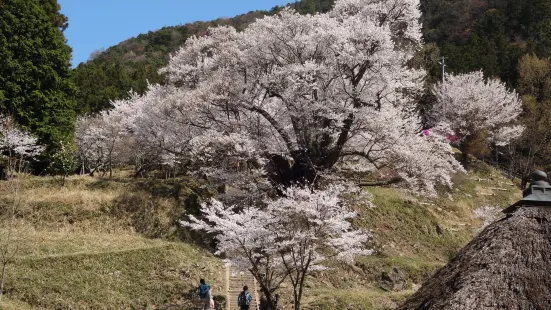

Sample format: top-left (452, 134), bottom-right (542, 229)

top-left (197, 279), bottom-right (211, 310)
top-left (237, 285), bottom-right (252, 310)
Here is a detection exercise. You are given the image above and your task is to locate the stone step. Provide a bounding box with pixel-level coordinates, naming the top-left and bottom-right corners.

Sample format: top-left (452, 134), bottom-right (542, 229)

top-left (229, 287), bottom-right (254, 291)
top-left (230, 281), bottom-right (255, 283)
top-left (230, 280), bottom-right (255, 283)
top-left (228, 269), bottom-right (259, 310)
top-left (230, 291), bottom-right (256, 294)
top-left (228, 302), bottom-right (258, 308)
top-left (229, 302), bottom-right (258, 305)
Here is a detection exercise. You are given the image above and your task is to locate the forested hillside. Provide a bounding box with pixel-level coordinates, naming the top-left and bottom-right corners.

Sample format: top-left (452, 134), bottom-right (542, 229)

top-left (421, 0), bottom-right (551, 85)
top-left (73, 0), bottom-right (551, 111)
top-left (72, 0), bottom-right (335, 113)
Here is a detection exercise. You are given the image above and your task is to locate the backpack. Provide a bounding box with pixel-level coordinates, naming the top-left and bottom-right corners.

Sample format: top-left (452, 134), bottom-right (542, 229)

top-left (198, 284), bottom-right (210, 298)
top-left (237, 291), bottom-right (251, 306)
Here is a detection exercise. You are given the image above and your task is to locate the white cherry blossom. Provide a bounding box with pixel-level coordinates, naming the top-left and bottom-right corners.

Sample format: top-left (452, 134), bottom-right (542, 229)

top-left (431, 71), bottom-right (524, 147)
top-left (182, 185), bottom-right (371, 309)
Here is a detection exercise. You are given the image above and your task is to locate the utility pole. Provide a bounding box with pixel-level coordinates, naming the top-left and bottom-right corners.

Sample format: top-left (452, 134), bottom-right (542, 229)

top-left (438, 56), bottom-right (447, 119)
top-left (438, 56), bottom-right (446, 82)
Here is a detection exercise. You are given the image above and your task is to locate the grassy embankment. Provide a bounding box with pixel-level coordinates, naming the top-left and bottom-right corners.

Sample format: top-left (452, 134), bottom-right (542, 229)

top-left (0, 161), bottom-right (520, 309)
top-left (0, 175), bottom-right (224, 309)
top-left (303, 161), bottom-right (520, 309)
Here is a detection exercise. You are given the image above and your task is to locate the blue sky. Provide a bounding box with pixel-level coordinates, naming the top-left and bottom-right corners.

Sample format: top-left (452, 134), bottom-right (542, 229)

top-left (59, 0), bottom-right (294, 67)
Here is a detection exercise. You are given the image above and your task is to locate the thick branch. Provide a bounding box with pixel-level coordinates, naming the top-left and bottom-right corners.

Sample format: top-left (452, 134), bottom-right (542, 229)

top-left (242, 103), bottom-right (297, 153)
top-left (327, 113), bottom-right (354, 168)
top-left (358, 176), bottom-right (403, 187)
top-left (341, 150), bottom-right (385, 169)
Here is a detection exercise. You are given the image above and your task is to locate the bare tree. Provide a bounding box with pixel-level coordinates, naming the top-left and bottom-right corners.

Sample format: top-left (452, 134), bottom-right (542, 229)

top-left (88, 48), bottom-right (105, 61)
top-left (0, 178), bottom-right (22, 299)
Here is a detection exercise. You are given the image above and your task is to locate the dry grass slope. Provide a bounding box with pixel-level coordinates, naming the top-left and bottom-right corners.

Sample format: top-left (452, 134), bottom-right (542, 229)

top-left (0, 174), bottom-right (224, 310)
top-left (0, 161), bottom-right (521, 309)
top-left (299, 161), bottom-right (521, 309)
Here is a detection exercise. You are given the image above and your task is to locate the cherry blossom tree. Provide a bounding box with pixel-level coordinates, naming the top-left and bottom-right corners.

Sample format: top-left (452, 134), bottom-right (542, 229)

top-left (75, 3), bottom-right (467, 307)
top-left (0, 115), bottom-right (43, 176)
top-left (182, 185), bottom-right (371, 310)
top-left (431, 71), bottom-right (524, 165)
top-left (76, 116), bottom-right (106, 175)
top-left (76, 90), bottom-right (166, 178)
top-left (118, 0), bottom-right (461, 195)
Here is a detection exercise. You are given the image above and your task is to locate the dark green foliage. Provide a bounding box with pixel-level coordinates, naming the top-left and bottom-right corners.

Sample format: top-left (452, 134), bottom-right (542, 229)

top-left (501, 54), bottom-right (551, 176)
top-left (421, 0), bottom-right (551, 86)
top-left (72, 61), bottom-right (143, 113)
top-left (0, 0), bottom-right (76, 148)
top-left (287, 0), bottom-right (335, 14)
top-left (39, 0), bottom-right (69, 31)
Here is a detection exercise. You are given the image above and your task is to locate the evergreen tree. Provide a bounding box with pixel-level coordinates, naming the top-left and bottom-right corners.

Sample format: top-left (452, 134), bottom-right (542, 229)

top-left (39, 0), bottom-right (69, 31)
top-left (0, 0), bottom-right (76, 150)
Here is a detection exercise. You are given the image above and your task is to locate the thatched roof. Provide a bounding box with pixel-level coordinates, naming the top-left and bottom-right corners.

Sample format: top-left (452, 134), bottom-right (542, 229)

top-left (399, 206), bottom-right (551, 310)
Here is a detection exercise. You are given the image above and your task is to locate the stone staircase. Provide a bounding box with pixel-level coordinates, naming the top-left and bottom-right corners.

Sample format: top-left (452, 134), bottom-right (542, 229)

top-left (227, 268), bottom-right (259, 310)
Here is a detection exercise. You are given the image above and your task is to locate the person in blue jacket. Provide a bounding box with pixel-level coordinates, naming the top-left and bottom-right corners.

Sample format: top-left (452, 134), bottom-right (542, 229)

top-left (237, 285), bottom-right (252, 310)
top-left (197, 278), bottom-right (211, 310)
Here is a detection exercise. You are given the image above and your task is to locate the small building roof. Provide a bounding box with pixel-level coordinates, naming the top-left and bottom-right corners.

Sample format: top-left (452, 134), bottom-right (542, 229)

top-left (400, 171), bottom-right (551, 310)
top-left (399, 206), bottom-right (551, 309)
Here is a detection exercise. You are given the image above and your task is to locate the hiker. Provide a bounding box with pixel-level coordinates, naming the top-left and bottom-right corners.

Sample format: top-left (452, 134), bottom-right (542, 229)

top-left (274, 294), bottom-right (281, 310)
top-left (197, 278), bottom-right (211, 310)
top-left (237, 285), bottom-right (252, 310)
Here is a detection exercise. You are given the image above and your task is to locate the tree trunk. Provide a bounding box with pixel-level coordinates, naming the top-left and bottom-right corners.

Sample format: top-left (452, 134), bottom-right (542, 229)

top-left (0, 261), bottom-right (6, 298)
top-left (108, 160), bottom-right (113, 179)
top-left (134, 166), bottom-right (146, 178)
top-left (293, 287), bottom-right (300, 310)
top-left (269, 154), bottom-right (295, 187)
top-left (0, 165), bottom-right (7, 181)
top-left (461, 151), bottom-right (469, 170)
top-left (358, 177), bottom-right (403, 187)
top-left (259, 294), bottom-right (278, 310)
top-left (89, 165), bottom-right (100, 177)
top-left (269, 152), bottom-right (318, 189)
top-left (6, 154), bottom-right (11, 179)
top-left (459, 140), bottom-right (469, 170)
top-left (291, 152), bottom-right (317, 185)
top-left (256, 278), bottom-right (277, 310)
